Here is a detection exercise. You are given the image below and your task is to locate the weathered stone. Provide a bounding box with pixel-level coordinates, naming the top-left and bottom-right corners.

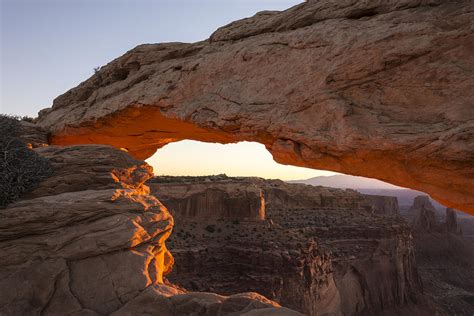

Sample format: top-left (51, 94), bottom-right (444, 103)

top-left (153, 176), bottom-right (426, 315)
top-left (363, 194), bottom-right (400, 217)
top-left (0, 146), bottom-right (302, 315)
top-left (445, 207), bottom-right (459, 234)
top-left (35, 0), bottom-right (474, 213)
top-left (112, 285), bottom-right (304, 316)
top-left (149, 176), bottom-right (265, 220)
top-left (410, 195), bottom-right (437, 232)
top-left (0, 145), bottom-right (174, 314)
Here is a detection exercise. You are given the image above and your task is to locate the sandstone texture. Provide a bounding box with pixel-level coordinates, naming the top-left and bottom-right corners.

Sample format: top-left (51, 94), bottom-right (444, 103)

top-left (0, 145), bottom-right (174, 315)
top-left (0, 145), bottom-right (302, 315)
top-left (410, 195), bottom-right (437, 232)
top-left (149, 175), bottom-right (370, 220)
top-left (35, 0), bottom-right (474, 213)
top-left (403, 198), bottom-right (474, 314)
top-left (111, 285), bottom-right (303, 316)
top-left (149, 175), bottom-right (265, 221)
top-left (362, 194), bottom-right (400, 217)
top-left (446, 207), bottom-right (459, 234)
top-left (151, 176), bottom-right (428, 315)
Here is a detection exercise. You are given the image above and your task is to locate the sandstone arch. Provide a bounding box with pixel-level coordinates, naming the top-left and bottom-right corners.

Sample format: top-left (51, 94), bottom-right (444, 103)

top-left (37, 0), bottom-right (474, 213)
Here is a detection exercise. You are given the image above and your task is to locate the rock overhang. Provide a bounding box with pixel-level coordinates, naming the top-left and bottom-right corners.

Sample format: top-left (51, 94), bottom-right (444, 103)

top-left (35, 0), bottom-right (474, 213)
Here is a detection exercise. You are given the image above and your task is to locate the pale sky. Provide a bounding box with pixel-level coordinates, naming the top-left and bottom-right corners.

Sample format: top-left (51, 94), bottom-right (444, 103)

top-left (148, 140), bottom-right (337, 180)
top-left (0, 0), bottom-right (340, 180)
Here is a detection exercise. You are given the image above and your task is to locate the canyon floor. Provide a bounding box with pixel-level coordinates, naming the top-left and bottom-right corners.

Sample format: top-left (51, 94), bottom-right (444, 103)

top-left (149, 175), bottom-right (474, 315)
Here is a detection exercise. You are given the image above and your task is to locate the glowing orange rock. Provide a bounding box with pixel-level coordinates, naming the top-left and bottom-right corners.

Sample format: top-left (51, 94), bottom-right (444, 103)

top-left (36, 1), bottom-right (474, 213)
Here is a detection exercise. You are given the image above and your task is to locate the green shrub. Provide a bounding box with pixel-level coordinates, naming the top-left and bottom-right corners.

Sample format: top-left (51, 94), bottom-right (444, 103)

top-left (0, 115), bottom-right (53, 208)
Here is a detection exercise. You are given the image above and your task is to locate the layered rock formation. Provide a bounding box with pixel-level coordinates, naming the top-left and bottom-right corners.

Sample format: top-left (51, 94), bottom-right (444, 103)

top-left (112, 285), bottom-right (302, 316)
top-left (151, 176), bottom-right (427, 315)
top-left (33, 0), bottom-right (474, 213)
top-left (446, 207), bottom-right (459, 234)
top-left (410, 195), bottom-right (437, 232)
top-left (167, 222), bottom-right (341, 316)
top-left (150, 175), bottom-right (368, 217)
top-left (149, 175), bottom-right (265, 221)
top-left (0, 145), bottom-right (174, 315)
top-left (403, 196), bottom-right (474, 314)
top-left (362, 194), bottom-right (400, 217)
top-left (0, 147), bottom-right (300, 315)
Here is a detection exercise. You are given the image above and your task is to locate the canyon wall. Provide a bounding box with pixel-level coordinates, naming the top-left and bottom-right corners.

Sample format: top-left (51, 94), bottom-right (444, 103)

top-left (363, 194), bottom-right (400, 217)
top-left (410, 195), bottom-right (438, 232)
top-left (405, 198), bottom-right (474, 314)
top-left (151, 176), bottom-right (427, 315)
top-left (34, 0), bottom-right (474, 213)
top-left (149, 176), bottom-right (265, 221)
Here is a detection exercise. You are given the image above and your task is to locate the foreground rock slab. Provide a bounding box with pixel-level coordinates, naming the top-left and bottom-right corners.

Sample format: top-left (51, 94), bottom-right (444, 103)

top-left (36, 0), bottom-right (474, 213)
top-left (0, 145), bottom-right (301, 315)
top-left (0, 145), bottom-right (174, 314)
top-left (112, 285), bottom-right (303, 316)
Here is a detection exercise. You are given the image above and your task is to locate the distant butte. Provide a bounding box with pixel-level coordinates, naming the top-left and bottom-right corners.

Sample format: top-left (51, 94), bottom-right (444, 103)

top-left (36, 0), bottom-right (474, 213)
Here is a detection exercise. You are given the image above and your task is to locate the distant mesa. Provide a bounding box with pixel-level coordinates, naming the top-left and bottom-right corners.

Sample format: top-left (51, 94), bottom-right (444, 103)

top-left (289, 174), bottom-right (403, 190)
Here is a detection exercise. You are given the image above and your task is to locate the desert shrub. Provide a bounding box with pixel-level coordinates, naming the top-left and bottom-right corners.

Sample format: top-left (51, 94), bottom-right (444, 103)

top-left (20, 116), bottom-right (35, 123)
top-left (0, 114), bottom-right (53, 208)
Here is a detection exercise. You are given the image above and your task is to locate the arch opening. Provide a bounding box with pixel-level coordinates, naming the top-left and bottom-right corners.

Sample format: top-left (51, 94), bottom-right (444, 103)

top-left (45, 104), bottom-right (472, 213)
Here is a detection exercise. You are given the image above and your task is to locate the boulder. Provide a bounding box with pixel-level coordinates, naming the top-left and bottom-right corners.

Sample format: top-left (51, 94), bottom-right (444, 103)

top-left (0, 145), bottom-right (174, 315)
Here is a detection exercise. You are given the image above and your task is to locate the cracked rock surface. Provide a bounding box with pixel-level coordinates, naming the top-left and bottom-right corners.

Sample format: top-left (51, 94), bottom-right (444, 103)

top-left (36, 0), bottom-right (474, 213)
top-left (0, 145), bottom-right (174, 315)
top-left (0, 145), bottom-right (302, 315)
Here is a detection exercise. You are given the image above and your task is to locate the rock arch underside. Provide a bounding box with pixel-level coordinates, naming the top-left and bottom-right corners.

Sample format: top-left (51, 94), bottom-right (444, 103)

top-left (37, 0), bottom-right (474, 213)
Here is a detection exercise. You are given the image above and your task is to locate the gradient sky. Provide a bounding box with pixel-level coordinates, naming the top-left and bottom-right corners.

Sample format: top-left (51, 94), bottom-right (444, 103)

top-left (0, 0), bottom-right (341, 180)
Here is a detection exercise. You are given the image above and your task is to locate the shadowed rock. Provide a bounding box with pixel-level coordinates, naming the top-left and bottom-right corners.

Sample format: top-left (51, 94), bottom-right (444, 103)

top-left (446, 208), bottom-right (459, 234)
top-left (410, 196), bottom-right (437, 232)
top-left (152, 176), bottom-right (427, 315)
top-left (363, 194), bottom-right (400, 217)
top-left (0, 145), bottom-right (302, 315)
top-left (0, 145), bottom-right (174, 315)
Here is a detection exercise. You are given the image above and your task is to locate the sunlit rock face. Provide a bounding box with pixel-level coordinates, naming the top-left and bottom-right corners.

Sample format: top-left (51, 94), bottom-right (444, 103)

top-left (35, 0), bottom-right (474, 213)
top-left (0, 145), bottom-right (303, 315)
top-left (0, 145), bottom-right (174, 315)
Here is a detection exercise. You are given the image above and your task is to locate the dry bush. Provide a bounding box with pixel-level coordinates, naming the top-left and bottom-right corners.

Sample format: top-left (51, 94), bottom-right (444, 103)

top-left (0, 115), bottom-right (53, 208)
